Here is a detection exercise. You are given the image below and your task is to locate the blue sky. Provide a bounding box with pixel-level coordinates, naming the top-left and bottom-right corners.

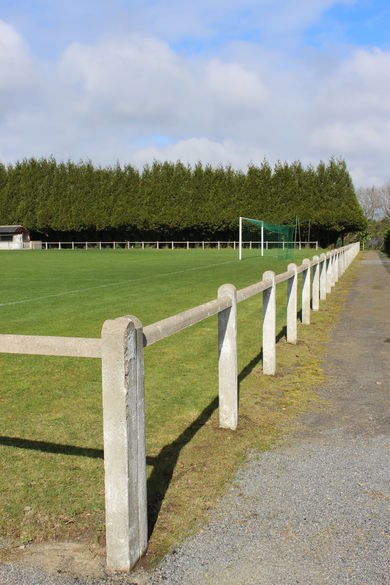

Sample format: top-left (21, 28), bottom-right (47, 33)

top-left (0, 0), bottom-right (389, 185)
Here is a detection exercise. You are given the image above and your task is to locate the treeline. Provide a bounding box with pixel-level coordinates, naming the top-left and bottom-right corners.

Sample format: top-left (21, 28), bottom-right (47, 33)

top-left (0, 157), bottom-right (366, 247)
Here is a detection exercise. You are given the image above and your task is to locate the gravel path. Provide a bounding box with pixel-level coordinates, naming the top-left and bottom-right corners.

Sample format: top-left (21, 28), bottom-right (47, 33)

top-left (1, 251), bottom-right (389, 584)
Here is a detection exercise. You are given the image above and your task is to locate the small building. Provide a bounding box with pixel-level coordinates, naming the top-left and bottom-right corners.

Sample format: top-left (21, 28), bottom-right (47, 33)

top-left (0, 225), bottom-right (30, 249)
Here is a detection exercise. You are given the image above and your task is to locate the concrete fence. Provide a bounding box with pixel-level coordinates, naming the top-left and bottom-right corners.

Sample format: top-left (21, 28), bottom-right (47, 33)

top-left (40, 240), bottom-right (319, 251)
top-left (0, 242), bottom-right (359, 571)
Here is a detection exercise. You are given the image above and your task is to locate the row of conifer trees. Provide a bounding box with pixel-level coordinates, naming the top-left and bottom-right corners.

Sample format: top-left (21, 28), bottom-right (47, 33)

top-left (0, 156), bottom-right (366, 247)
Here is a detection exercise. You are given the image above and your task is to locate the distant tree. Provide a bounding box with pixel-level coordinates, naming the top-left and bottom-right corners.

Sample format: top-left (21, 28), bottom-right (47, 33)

top-left (381, 181), bottom-right (390, 220)
top-left (356, 186), bottom-right (383, 221)
top-left (0, 156), bottom-right (366, 244)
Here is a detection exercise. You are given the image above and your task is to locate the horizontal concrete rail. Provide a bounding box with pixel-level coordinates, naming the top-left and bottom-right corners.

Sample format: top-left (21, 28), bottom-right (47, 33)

top-left (236, 279), bottom-right (269, 302)
top-left (143, 296), bottom-right (232, 347)
top-left (0, 334), bottom-right (101, 358)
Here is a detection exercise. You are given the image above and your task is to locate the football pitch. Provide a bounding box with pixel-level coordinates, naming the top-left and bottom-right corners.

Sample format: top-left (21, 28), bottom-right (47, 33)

top-left (0, 247), bottom-right (322, 558)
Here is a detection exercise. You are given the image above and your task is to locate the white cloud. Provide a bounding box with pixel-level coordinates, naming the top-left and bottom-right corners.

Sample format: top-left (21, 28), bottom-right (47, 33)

top-left (129, 137), bottom-right (267, 169)
top-left (55, 35), bottom-right (269, 140)
top-left (0, 15), bottom-right (389, 187)
top-left (0, 20), bottom-right (34, 88)
top-left (0, 20), bottom-right (40, 120)
top-left (306, 47), bottom-right (390, 184)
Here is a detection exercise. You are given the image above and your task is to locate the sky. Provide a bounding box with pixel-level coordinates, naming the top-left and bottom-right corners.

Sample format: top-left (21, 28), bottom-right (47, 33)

top-left (0, 0), bottom-right (389, 187)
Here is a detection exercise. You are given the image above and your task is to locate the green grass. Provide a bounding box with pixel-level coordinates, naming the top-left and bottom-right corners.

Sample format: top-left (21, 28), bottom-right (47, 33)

top-left (0, 246), bottom-right (349, 564)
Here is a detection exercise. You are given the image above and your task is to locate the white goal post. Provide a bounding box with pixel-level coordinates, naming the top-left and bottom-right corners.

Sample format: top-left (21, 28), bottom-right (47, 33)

top-left (239, 216), bottom-right (264, 260)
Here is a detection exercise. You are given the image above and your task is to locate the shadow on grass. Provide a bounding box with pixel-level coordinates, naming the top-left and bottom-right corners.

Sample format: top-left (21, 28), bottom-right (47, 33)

top-left (146, 396), bottom-right (218, 537)
top-left (0, 435), bottom-right (103, 459)
top-left (1, 324), bottom-right (289, 539)
top-left (237, 325), bottom-right (286, 387)
top-left (146, 325), bottom-right (288, 537)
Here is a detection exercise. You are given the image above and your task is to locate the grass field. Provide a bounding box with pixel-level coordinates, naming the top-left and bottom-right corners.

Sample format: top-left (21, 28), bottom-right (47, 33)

top-left (0, 246), bottom-right (350, 565)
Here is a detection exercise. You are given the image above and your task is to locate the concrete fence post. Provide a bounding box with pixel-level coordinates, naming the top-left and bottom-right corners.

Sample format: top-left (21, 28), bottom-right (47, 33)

top-left (101, 316), bottom-right (148, 572)
top-left (326, 252), bottom-right (332, 294)
top-left (218, 284), bottom-right (238, 430)
top-left (319, 253), bottom-right (327, 301)
top-left (312, 255), bottom-right (320, 311)
top-left (334, 252), bottom-right (339, 283)
top-left (340, 249), bottom-right (344, 275)
top-left (331, 252), bottom-right (337, 287)
top-left (302, 259), bottom-right (311, 325)
top-left (287, 263), bottom-right (297, 344)
top-left (262, 271), bottom-right (276, 375)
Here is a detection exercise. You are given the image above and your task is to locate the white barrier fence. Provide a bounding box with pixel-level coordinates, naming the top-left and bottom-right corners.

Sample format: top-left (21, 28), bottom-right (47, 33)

top-left (40, 240), bottom-right (319, 251)
top-left (0, 242), bottom-right (359, 571)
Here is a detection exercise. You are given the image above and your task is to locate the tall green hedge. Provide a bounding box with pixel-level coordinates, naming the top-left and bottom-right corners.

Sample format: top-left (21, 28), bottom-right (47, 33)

top-left (0, 157), bottom-right (366, 246)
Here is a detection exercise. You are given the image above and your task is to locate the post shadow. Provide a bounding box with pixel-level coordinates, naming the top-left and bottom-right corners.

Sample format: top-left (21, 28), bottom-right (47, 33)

top-left (146, 396), bottom-right (218, 537)
top-left (1, 323), bottom-right (289, 541)
top-left (237, 325), bottom-right (286, 388)
top-left (0, 435), bottom-right (103, 459)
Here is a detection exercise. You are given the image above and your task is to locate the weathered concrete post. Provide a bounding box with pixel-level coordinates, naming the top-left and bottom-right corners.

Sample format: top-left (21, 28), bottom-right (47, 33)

top-left (287, 263), bottom-right (297, 344)
top-left (302, 259), bottom-right (311, 325)
top-left (334, 251), bottom-right (339, 283)
top-left (312, 255), bottom-right (320, 311)
top-left (331, 252), bottom-right (337, 287)
top-left (319, 253), bottom-right (327, 301)
top-left (262, 271), bottom-right (276, 375)
top-left (218, 284), bottom-right (238, 430)
top-left (326, 252), bottom-right (332, 294)
top-left (101, 316), bottom-right (148, 572)
top-left (339, 249), bottom-right (344, 275)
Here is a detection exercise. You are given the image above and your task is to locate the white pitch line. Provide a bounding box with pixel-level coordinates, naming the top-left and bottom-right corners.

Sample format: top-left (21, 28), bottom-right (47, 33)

top-left (0, 259), bottom-right (241, 308)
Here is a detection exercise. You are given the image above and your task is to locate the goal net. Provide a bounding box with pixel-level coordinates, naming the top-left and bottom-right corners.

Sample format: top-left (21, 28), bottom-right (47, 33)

top-left (239, 217), bottom-right (296, 260)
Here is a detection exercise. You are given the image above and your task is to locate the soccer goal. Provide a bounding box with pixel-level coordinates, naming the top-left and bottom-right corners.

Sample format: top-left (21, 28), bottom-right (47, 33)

top-left (238, 217), bottom-right (296, 260)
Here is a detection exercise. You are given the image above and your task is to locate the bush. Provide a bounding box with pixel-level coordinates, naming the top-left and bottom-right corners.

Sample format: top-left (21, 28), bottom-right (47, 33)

top-left (384, 229), bottom-right (390, 255)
